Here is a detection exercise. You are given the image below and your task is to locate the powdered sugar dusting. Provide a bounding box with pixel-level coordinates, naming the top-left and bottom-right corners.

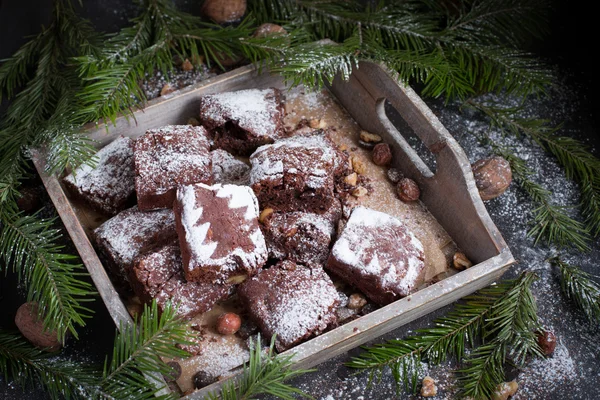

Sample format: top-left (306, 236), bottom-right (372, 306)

top-left (210, 149), bottom-right (250, 185)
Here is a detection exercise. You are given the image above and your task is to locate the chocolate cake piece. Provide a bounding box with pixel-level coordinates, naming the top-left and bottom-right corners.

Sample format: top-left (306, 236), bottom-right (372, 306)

top-left (93, 205), bottom-right (177, 284)
top-left (260, 199), bottom-right (342, 266)
top-left (134, 125), bottom-right (212, 211)
top-left (199, 88), bottom-right (285, 156)
top-left (249, 130), bottom-right (347, 214)
top-left (130, 244), bottom-right (231, 319)
top-left (211, 149), bottom-right (250, 186)
top-left (237, 260), bottom-right (339, 352)
top-left (174, 183), bottom-right (268, 284)
top-left (326, 206), bottom-right (425, 305)
top-left (63, 135), bottom-right (135, 216)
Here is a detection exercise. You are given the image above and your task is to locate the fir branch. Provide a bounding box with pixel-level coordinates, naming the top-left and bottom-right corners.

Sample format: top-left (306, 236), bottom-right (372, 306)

top-left (551, 256), bottom-right (600, 324)
top-left (0, 207), bottom-right (96, 342)
top-left (206, 335), bottom-right (313, 400)
top-left (0, 330), bottom-right (101, 400)
top-left (457, 341), bottom-right (506, 400)
top-left (100, 300), bottom-right (192, 399)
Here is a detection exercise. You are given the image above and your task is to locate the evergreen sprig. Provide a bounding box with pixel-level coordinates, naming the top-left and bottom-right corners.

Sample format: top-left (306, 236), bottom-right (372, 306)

top-left (0, 330), bottom-right (101, 400)
top-left (206, 334), bottom-right (313, 400)
top-left (348, 273), bottom-right (542, 399)
top-left (551, 256), bottom-right (600, 324)
top-left (0, 206), bottom-right (96, 342)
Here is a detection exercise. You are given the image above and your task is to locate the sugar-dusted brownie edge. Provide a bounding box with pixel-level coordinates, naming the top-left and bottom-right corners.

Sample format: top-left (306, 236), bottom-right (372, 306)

top-left (210, 149), bottom-right (250, 186)
top-left (326, 206), bottom-right (425, 305)
top-left (174, 183), bottom-right (268, 284)
top-left (199, 88), bottom-right (286, 156)
top-left (92, 205), bottom-right (177, 287)
top-left (237, 260), bottom-right (339, 352)
top-left (134, 125), bottom-right (213, 211)
top-left (249, 130), bottom-right (347, 214)
top-left (63, 135), bottom-right (136, 216)
top-left (260, 198), bottom-right (342, 266)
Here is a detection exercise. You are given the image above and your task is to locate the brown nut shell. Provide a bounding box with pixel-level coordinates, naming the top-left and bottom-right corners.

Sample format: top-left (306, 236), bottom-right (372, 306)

top-left (472, 156), bottom-right (512, 201)
top-left (15, 302), bottom-right (62, 352)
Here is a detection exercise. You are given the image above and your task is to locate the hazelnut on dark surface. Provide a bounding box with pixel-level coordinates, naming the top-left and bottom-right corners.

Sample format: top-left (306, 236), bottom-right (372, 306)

top-left (372, 143), bottom-right (392, 166)
top-left (396, 177), bottom-right (420, 202)
top-left (15, 302), bottom-right (62, 352)
top-left (420, 376), bottom-right (437, 397)
top-left (252, 23), bottom-right (287, 38)
top-left (492, 380), bottom-right (519, 400)
top-left (200, 0), bottom-right (246, 24)
top-left (471, 155), bottom-right (512, 201)
top-left (537, 330), bottom-right (557, 356)
top-left (216, 312), bottom-right (242, 335)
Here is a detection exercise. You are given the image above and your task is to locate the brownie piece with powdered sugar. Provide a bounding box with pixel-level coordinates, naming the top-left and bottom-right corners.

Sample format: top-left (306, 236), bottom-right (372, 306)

top-left (326, 206), bottom-right (425, 305)
top-left (173, 183), bottom-right (268, 284)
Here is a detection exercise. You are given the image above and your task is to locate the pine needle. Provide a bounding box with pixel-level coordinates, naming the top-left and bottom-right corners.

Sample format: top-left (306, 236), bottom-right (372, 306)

top-left (551, 256), bottom-right (600, 324)
top-left (205, 334), bottom-right (314, 400)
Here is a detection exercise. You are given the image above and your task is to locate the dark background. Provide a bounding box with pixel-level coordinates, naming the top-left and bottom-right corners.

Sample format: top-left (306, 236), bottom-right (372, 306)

top-left (1, 1), bottom-right (599, 399)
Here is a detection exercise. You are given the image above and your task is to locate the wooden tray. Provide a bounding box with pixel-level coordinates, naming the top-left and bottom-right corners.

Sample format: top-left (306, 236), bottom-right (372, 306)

top-left (31, 61), bottom-right (514, 398)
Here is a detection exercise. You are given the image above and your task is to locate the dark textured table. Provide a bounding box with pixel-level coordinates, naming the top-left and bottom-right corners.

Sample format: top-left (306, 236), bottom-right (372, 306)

top-left (1, 1), bottom-right (598, 399)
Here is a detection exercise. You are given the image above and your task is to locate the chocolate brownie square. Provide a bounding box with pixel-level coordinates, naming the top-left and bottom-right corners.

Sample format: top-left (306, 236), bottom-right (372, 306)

top-left (93, 205), bottom-right (177, 284)
top-left (260, 199), bottom-right (342, 266)
top-left (326, 206), bottom-right (425, 305)
top-left (211, 149), bottom-right (250, 186)
top-left (237, 260), bottom-right (339, 352)
top-left (130, 244), bottom-right (231, 319)
top-left (174, 183), bottom-right (268, 284)
top-left (249, 130), bottom-right (347, 214)
top-left (63, 135), bottom-right (135, 216)
top-left (134, 125), bottom-right (212, 211)
top-left (199, 88), bottom-right (285, 156)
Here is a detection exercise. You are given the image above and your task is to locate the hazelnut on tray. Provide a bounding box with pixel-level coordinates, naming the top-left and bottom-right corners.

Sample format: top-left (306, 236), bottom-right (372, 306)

top-left (216, 312), bottom-right (242, 335)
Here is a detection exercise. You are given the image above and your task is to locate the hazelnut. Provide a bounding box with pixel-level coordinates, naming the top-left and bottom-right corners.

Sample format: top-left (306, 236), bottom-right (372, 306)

top-left (226, 274), bottom-right (247, 284)
top-left (193, 370), bottom-right (217, 389)
top-left (492, 380), bottom-right (518, 400)
top-left (372, 143), bottom-right (392, 166)
top-left (15, 302), bottom-right (61, 352)
top-left (351, 156), bottom-right (367, 175)
top-left (200, 0), bottom-right (246, 24)
top-left (126, 301), bottom-right (144, 320)
top-left (181, 59), bottom-right (193, 71)
top-left (396, 178), bottom-right (420, 202)
top-left (309, 119), bottom-right (321, 128)
top-left (216, 312), bottom-right (242, 335)
top-left (453, 252), bottom-right (473, 270)
top-left (387, 167), bottom-right (403, 183)
top-left (344, 172), bottom-right (358, 186)
top-left (420, 376), bottom-right (437, 397)
top-left (163, 361), bottom-right (182, 382)
top-left (285, 226), bottom-right (298, 237)
top-left (537, 330), bottom-right (557, 356)
top-left (471, 156), bottom-right (512, 201)
top-left (351, 187), bottom-right (368, 198)
top-left (252, 23), bottom-right (288, 38)
top-left (359, 130), bottom-right (382, 143)
top-left (259, 208), bottom-right (274, 224)
top-left (347, 293), bottom-right (367, 310)
top-left (160, 83), bottom-right (175, 96)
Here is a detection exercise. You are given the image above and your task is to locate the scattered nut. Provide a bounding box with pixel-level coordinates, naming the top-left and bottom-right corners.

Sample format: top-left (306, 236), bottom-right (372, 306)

top-left (372, 143), bottom-right (392, 166)
top-left (193, 370), bottom-right (217, 389)
top-left (352, 186), bottom-right (368, 198)
top-left (126, 301), bottom-right (144, 320)
top-left (471, 156), bottom-right (512, 201)
top-left (163, 361), bottom-right (182, 382)
top-left (259, 208), bottom-right (274, 224)
top-left (359, 130), bottom-right (382, 143)
top-left (492, 380), bottom-right (519, 400)
top-left (216, 312), bottom-right (242, 335)
top-left (396, 177), bottom-right (420, 202)
top-left (252, 23), bottom-right (288, 38)
top-left (15, 302), bottom-right (62, 352)
top-left (200, 0), bottom-right (246, 24)
top-left (160, 83), bottom-right (175, 96)
top-left (285, 226), bottom-right (298, 237)
top-left (351, 156), bottom-right (367, 175)
top-left (420, 376), bottom-right (437, 397)
top-left (453, 252), bottom-right (473, 270)
top-left (187, 117), bottom-right (200, 126)
top-left (387, 168), bottom-right (403, 183)
top-left (347, 293), bottom-right (367, 310)
top-left (226, 274), bottom-right (247, 285)
top-left (344, 172), bottom-right (358, 186)
top-left (537, 330), bottom-right (557, 356)
top-left (181, 59), bottom-right (193, 71)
